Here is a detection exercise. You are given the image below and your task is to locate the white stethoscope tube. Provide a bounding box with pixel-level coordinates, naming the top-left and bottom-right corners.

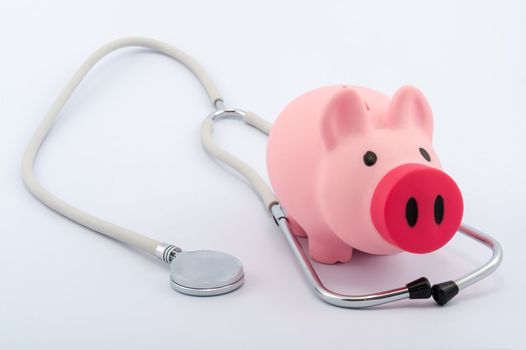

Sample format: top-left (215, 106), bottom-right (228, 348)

top-left (22, 37), bottom-right (503, 307)
top-left (22, 37), bottom-right (246, 296)
top-left (22, 37), bottom-right (221, 255)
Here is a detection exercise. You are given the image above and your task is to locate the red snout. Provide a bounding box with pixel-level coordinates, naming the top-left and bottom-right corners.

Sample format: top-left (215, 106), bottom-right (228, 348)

top-left (371, 164), bottom-right (463, 254)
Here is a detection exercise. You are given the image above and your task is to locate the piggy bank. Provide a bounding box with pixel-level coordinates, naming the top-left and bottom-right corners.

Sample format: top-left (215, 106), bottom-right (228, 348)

top-left (266, 85), bottom-right (464, 264)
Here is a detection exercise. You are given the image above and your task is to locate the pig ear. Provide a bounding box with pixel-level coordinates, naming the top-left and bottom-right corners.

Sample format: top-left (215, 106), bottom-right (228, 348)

top-left (320, 88), bottom-right (369, 150)
top-left (386, 86), bottom-right (433, 139)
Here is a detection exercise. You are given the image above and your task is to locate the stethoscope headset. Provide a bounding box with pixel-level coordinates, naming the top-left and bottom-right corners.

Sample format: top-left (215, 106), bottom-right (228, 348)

top-left (22, 37), bottom-right (502, 308)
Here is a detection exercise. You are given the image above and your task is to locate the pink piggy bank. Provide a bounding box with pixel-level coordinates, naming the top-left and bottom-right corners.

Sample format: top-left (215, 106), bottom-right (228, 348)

top-left (266, 85), bottom-right (464, 264)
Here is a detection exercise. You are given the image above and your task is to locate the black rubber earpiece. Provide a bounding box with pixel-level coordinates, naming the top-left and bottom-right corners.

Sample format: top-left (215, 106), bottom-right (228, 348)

top-left (431, 281), bottom-right (459, 305)
top-left (406, 277), bottom-right (432, 299)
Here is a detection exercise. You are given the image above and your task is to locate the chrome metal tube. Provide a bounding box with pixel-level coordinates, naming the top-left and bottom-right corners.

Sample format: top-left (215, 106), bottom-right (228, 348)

top-left (271, 202), bottom-right (504, 308)
top-left (271, 204), bottom-right (411, 308)
top-left (454, 224), bottom-right (503, 290)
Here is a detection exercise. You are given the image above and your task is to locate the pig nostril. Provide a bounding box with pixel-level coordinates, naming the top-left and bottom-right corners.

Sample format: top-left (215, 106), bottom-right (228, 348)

top-left (405, 197), bottom-right (418, 228)
top-left (434, 195), bottom-right (444, 225)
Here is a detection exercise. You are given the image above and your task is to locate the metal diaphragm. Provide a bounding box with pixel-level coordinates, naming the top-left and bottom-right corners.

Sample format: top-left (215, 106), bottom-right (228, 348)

top-left (169, 250), bottom-right (244, 296)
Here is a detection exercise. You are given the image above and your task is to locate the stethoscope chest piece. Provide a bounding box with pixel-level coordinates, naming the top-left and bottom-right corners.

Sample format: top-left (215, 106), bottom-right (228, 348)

top-left (169, 250), bottom-right (244, 296)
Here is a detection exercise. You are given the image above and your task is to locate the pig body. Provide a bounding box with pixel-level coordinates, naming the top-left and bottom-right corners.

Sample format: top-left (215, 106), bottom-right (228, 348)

top-left (266, 85), bottom-right (463, 264)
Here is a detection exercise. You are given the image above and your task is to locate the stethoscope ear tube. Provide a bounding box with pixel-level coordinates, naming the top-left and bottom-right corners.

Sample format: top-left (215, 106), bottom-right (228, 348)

top-left (271, 203), bottom-right (503, 308)
top-left (271, 203), bottom-right (413, 308)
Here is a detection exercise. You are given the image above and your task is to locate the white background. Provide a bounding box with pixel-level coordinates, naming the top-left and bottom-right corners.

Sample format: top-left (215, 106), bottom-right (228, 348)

top-left (1, 1), bottom-right (524, 349)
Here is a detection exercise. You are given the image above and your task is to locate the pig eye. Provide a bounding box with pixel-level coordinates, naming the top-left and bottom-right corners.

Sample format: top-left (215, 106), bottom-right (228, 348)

top-left (363, 151), bottom-right (377, 166)
top-left (419, 148), bottom-right (431, 162)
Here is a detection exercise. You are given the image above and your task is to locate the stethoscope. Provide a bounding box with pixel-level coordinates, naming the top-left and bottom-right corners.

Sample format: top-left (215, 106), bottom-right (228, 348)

top-left (22, 37), bottom-right (503, 308)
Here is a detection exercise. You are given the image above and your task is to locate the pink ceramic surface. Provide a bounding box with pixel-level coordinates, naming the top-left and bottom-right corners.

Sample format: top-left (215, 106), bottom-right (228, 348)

top-left (266, 85), bottom-right (463, 264)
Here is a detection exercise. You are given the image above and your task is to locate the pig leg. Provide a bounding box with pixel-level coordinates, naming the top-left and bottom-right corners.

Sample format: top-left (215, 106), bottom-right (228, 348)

top-left (307, 230), bottom-right (353, 264)
top-left (288, 217), bottom-right (307, 237)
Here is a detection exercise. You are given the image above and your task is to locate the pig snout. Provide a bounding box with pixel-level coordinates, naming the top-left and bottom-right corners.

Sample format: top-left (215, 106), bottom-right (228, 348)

top-left (371, 164), bottom-right (463, 254)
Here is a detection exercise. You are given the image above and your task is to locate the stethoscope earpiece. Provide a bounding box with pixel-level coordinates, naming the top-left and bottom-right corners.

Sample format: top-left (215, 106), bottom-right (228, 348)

top-left (431, 281), bottom-right (460, 306)
top-left (405, 277), bottom-right (459, 306)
